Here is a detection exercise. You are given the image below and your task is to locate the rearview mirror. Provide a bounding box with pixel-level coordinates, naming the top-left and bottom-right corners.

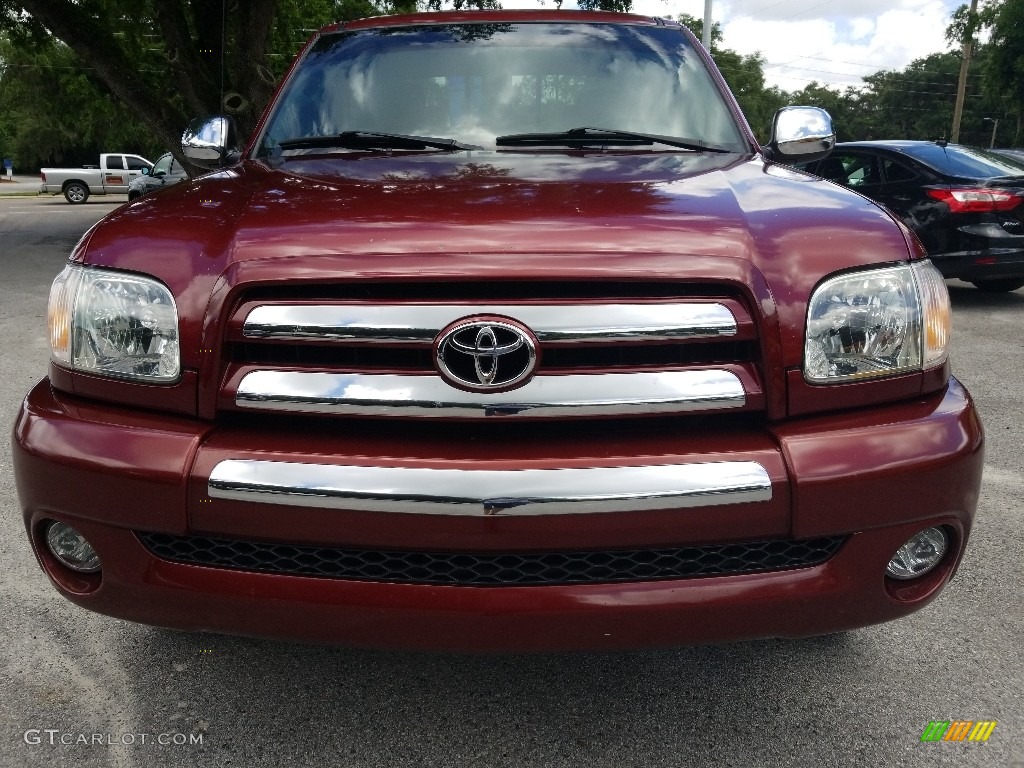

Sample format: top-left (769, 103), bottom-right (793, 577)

top-left (767, 107), bottom-right (835, 164)
top-left (182, 116), bottom-right (241, 169)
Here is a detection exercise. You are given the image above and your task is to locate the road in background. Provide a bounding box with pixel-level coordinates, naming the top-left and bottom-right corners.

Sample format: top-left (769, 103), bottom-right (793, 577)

top-left (0, 195), bottom-right (1020, 768)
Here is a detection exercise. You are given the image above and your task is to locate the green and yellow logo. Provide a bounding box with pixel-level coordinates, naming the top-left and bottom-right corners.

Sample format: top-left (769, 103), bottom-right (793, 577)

top-left (920, 720), bottom-right (997, 742)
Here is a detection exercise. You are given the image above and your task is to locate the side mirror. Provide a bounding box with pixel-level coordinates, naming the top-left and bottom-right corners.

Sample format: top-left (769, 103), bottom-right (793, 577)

top-left (141, 167), bottom-right (150, 176)
top-left (182, 116), bottom-right (241, 169)
top-left (766, 107), bottom-right (835, 164)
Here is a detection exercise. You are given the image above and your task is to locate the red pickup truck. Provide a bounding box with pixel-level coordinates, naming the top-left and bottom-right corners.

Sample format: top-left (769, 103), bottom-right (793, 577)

top-left (12, 11), bottom-right (984, 652)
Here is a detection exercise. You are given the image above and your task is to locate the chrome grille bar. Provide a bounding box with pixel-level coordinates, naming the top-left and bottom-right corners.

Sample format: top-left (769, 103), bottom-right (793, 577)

top-left (235, 369), bottom-right (746, 418)
top-left (242, 303), bottom-right (738, 343)
top-left (207, 460), bottom-right (773, 516)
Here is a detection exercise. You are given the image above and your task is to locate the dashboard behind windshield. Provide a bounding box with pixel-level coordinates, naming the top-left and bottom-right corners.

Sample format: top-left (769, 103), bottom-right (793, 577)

top-left (256, 22), bottom-right (748, 155)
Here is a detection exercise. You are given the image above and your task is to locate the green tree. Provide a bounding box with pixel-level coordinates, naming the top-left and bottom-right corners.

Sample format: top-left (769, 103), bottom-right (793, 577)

top-left (979, 0), bottom-right (1024, 143)
top-left (859, 53), bottom-right (967, 141)
top-left (0, 35), bottom-right (160, 168)
top-left (676, 13), bottom-right (786, 142)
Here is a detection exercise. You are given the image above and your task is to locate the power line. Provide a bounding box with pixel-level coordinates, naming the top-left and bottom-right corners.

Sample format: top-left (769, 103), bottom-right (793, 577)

top-left (762, 59), bottom-right (975, 82)
top-left (772, 53), bottom-right (967, 70)
top-left (729, 66), bottom-right (981, 96)
top-left (762, 63), bottom-right (961, 82)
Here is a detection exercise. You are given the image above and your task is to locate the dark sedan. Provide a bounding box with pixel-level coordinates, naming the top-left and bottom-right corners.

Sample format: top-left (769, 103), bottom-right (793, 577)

top-left (801, 140), bottom-right (1024, 292)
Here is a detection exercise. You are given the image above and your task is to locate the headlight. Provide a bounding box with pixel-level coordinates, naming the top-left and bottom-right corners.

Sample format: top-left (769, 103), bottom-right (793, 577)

top-left (47, 265), bottom-right (180, 383)
top-left (804, 261), bottom-right (949, 383)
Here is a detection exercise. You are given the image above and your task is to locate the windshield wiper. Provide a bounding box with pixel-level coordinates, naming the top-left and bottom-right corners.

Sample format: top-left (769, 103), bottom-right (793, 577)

top-left (277, 131), bottom-right (483, 153)
top-left (495, 127), bottom-right (732, 153)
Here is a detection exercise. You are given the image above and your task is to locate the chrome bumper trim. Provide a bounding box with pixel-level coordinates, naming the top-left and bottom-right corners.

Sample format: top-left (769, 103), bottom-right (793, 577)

top-left (242, 303), bottom-right (738, 343)
top-left (208, 460), bottom-right (773, 516)
top-left (235, 369), bottom-right (746, 418)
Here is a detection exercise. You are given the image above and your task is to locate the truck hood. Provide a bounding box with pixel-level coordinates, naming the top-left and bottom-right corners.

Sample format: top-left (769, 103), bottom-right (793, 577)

top-left (82, 151), bottom-right (913, 366)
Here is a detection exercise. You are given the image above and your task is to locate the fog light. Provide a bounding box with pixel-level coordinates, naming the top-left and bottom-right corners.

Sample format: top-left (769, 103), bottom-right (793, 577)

top-left (45, 522), bottom-right (101, 573)
top-left (886, 527), bottom-right (948, 580)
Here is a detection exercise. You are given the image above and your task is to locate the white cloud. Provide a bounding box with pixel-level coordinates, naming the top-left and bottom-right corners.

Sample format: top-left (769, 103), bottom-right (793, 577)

top-left (850, 18), bottom-right (875, 41)
top-left (622, 0), bottom-right (960, 91)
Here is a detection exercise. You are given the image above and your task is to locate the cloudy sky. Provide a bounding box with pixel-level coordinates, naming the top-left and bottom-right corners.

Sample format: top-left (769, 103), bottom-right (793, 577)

top-left (626, 0), bottom-right (965, 91)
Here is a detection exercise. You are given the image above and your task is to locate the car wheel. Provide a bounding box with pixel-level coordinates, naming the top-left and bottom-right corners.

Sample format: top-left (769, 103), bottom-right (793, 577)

top-left (63, 182), bottom-right (89, 204)
top-left (971, 278), bottom-right (1024, 293)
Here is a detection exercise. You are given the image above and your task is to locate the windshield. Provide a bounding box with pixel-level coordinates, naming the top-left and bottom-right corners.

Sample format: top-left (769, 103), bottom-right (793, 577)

top-left (256, 22), bottom-right (747, 156)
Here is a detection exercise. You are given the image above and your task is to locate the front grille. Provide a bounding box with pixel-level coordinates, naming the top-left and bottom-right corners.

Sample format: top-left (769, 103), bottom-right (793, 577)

top-left (227, 339), bottom-right (757, 371)
top-left (221, 288), bottom-right (765, 420)
top-left (138, 532), bottom-right (844, 586)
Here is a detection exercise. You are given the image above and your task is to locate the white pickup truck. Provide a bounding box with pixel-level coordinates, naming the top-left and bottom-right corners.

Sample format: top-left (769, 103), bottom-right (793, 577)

top-left (40, 153), bottom-right (153, 204)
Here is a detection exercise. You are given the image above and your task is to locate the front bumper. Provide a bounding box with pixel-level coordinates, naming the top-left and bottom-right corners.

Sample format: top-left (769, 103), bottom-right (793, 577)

top-left (12, 378), bottom-right (984, 652)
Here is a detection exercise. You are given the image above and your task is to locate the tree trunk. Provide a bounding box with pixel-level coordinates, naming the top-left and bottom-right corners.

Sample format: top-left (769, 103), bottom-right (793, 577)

top-left (230, 0), bottom-right (280, 140)
top-left (152, 0), bottom-right (221, 118)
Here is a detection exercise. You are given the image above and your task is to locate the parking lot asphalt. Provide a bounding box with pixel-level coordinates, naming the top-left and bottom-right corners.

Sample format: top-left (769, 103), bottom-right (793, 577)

top-left (0, 195), bottom-right (1020, 768)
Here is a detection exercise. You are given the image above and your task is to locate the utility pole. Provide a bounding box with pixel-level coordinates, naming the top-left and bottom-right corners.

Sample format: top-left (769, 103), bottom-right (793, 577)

top-left (984, 117), bottom-right (999, 148)
top-left (951, 0), bottom-right (979, 143)
top-left (703, 0), bottom-right (712, 50)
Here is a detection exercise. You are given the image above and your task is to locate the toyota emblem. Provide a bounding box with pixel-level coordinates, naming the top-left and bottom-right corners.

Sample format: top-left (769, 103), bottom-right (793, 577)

top-left (434, 318), bottom-right (538, 391)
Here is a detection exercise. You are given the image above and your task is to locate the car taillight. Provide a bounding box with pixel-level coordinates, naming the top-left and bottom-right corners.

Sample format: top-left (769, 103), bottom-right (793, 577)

top-left (926, 187), bottom-right (1023, 212)
top-left (40, 171), bottom-right (46, 183)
